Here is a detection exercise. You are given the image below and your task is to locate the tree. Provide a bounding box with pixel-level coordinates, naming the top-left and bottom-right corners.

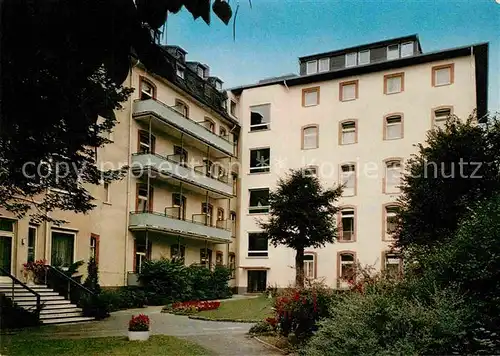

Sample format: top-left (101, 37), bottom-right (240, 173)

top-left (259, 169), bottom-right (343, 287)
top-left (395, 112), bottom-right (500, 250)
top-left (0, 0), bottom-right (234, 222)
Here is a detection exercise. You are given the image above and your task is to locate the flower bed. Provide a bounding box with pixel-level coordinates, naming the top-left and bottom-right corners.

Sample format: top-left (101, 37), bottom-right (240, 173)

top-left (163, 300), bottom-right (221, 315)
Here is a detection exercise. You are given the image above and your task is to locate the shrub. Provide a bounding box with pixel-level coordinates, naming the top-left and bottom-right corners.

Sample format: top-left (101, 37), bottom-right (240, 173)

top-left (83, 258), bottom-right (101, 294)
top-left (22, 259), bottom-right (47, 284)
top-left (249, 320), bottom-right (275, 335)
top-left (128, 314), bottom-right (150, 331)
top-left (0, 294), bottom-right (40, 329)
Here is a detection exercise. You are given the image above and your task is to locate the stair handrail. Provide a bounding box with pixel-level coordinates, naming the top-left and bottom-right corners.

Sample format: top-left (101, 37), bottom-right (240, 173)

top-left (44, 265), bottom-right (96, 298)
top-left (0, 267), bottom-right (42, 316)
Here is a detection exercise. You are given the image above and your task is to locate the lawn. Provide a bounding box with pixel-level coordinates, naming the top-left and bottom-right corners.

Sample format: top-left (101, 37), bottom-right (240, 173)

top-left (1, 334), bottom-right (214, 356)
top-left (195, 296), bottom-right (274, 322)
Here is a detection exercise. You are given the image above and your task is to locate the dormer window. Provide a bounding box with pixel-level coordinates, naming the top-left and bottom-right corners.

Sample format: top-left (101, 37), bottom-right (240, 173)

top-left (387, 44), bottom-right (400, 60)
top-left (215, 81), bottom-right (222, 91)
top-left (318, 58), bottom-right (330, 72)
top-left (345, 53), bottom-right (357, 67)
top-left (306, 60), bottom-right (317, 75)
top-left (176, 64), bottom-right (185, 79)
top-left (197, 66), bottom-right (205, 78)
top-left (401, 42), bottom-right (414, 58)
top-left (358, 50), bottom-right (370, 65)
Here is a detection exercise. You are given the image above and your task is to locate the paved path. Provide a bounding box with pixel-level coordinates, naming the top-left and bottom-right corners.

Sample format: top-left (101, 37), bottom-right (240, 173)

top-left (9, 306), bottom-right (282, 355)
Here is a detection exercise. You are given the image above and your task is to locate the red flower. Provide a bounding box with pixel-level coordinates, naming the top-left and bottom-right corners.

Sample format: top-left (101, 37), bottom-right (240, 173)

top-left (129, 314), bottom-right (150, 331)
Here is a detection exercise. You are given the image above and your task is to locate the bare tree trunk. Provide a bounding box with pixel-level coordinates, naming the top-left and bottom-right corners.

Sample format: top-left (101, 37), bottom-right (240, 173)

top-left (295, 248), bottom-right (305, 288)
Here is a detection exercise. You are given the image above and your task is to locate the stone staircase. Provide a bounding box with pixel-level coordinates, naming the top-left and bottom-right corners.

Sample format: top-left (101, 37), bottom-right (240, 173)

top-left (0, 283), bottom-right (95, 325)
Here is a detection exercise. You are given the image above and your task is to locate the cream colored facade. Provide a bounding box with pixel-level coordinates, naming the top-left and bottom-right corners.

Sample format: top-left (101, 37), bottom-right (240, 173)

top-left (0, 52), bottom-right (240, 287)
top-left (230, 38), bottom-right (487, 293)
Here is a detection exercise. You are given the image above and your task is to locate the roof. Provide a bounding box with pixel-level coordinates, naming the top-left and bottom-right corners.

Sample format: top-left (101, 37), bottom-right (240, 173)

top-left (230, 42), bottom-right (489, 120)
top-left (299, 34), bottom-right (422, 62)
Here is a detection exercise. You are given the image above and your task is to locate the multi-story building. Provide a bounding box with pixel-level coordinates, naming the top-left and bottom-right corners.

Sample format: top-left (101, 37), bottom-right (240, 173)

top-left (0, 44), bottom-right (241, 290)
top-left (229, 34), bottom-right (488, 294)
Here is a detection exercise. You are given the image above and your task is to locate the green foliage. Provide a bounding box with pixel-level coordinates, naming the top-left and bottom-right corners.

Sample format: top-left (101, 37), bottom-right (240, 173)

top-left (396, 113), bottom-right (500, 249)
top-left (95, 287), bottom-right (147, 313)
top-left (249, 320), bottom-right (275, 335)
top-left (0, 294), bottom-right (40, 329)
top-left (83, 258), bottom-right (101, 294)
top-left (302, 286), bottom-right (468, 356)
top-left (138, 258), bottom-right (232, 305)
top-left (260, 169), bottom-right (342, 286)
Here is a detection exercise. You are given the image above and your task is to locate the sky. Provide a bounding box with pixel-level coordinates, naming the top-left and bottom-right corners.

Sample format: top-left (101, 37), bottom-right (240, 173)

top-left (165, 0), bottom-right (500, 112)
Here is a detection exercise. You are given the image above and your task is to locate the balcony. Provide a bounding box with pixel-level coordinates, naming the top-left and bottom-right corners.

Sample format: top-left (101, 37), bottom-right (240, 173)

top-left (133, 99), bottom-right (234, 157)
top-left (129, 210), bottom-right (232, 243)
top-left (131, 153), bottom-right (233, 199)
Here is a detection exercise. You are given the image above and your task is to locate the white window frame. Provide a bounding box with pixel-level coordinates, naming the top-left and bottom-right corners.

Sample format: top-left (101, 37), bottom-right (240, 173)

top-left (386, 75), bottom-right (403, 94)
top-left (50, 229), bottom-right (76, 269)
top-left (341, 121), bottom-right (356, 145)
top-left (401, 41), bottom-right (414, 58)
top-left (345, 52), bottom-right (357, 67)
top-left (434, 67), bottom-right (452, 86)
top-left (250, 104), bottom-right (271, 131)
top-left (249, 189), bottom-right (270, 214)
top-left (302, 126), bottom-right (319, 149)
top-left (434, 109), bottom-right (451, 129)
top-left (303, 89), bottom-right (319, 107)
top-left (341, 82), bottom-right (357, 101)
top-left (318, 58), bottom-right (330, 72)
top-left (387, 44), bottom-right (400, 60)
top-left (385, 161), bottom-right (402, 193)
top-left (341, 164), bottom-right (356, 196)
top-left (306, 60), bottom-right (318, 75)
top-left (340, 209), bottom-right (355, 241)
top-left (358, 50), bottom-right (370, 65)
top-left (303, 166), bottom-right (318, 177)
top-left (103, 182), bottom-right (110, 203)
top-left (247, 232), bottom-right (269, 257)
top-left (249, 148), bottom-right (270, 173)
top-left (385, 206), bottom-right (398, 236)
top-left (340, 253), bottom-right (355, 280)
top-left (140, 81), bottom-right (154, 100)
top-left (385, 116), bottom-right (403, 140)
top-left (27, 225), bottom-right (37, 263)
top-left (304, 254), bottom-right (315, 279)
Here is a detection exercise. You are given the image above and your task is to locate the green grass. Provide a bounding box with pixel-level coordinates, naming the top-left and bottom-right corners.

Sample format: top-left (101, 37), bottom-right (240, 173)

top-left (1, 334), bottom-right (214, 356)
top-left (196, 296), bottom-right (273, 322)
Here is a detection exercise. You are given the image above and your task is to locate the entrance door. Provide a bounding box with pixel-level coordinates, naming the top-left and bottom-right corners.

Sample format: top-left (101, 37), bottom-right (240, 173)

top-left (247, 270), bottom-right (267, 293)
top-left (0, 235), bottom-right (12, 277)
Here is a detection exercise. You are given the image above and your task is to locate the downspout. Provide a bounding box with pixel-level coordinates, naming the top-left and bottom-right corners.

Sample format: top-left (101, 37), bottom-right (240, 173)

top-left (123, 63), bottom-right (136, 285)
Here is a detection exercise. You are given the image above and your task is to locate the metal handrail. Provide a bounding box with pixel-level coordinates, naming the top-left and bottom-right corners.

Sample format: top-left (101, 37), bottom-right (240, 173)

top-left (0, 267), bottom-right (42, 316)
top-left (44, 265), bottom-right (96, 299)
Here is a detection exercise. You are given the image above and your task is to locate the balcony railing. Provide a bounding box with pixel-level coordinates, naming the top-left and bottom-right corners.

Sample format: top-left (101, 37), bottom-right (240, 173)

top-left (133, 99), bottom-right (234, 156)
top-left (129, 210), bottom-right (232, 243)
top-left (131, 152), bottom-right (233, 198)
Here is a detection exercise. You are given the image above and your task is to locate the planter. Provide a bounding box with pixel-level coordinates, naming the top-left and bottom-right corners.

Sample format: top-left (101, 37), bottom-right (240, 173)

top-left (128, 330), bottom-right (150, 341)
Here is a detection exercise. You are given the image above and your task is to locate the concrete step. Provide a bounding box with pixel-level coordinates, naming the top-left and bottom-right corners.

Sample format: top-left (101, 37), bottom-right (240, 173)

top-left (41, 316), bottom-right (94, 325)
top-left (0, 285), bottom-right (49, 292)
top-left (40, 306), bottom-right (82, 314)
top-left (0, 291), bottom-right (60, 297)
top-left (38, 303), bottom-right (79, 310)
top-left (12, 295), bottom-right (65, 301)
top-left (40, 311), bottom-right (84, 319)
top-left (16, 299), bottom-right (71, 307)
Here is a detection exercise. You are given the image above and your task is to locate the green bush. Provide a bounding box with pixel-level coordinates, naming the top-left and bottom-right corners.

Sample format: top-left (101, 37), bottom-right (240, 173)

top-left (138, 258), bottom-right (232, 304)
top-left (301, 286), bottom-right (468, 356)
top-left (0, 294), bottom-right (40, 329)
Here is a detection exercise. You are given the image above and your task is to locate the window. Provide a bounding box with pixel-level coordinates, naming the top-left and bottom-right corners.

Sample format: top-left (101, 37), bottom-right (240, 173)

top-left (401, 42), bottom-right (414, 57)
top-left (433, 108), bottom-right (452, 129)
top-left (340, 121), bottom-right (357, 145)
top-left (339, 208), bottom-right (355, 241)
top-left (140, 78), bottom-right (155, 100)
top-left (176, 64), bottom-right (185, 79)
top-left (230, 100), bottom-right (237, 116)
top-left (339, 253), bottom-right (355, 281)
top-left (173, 145), bottom-right (188, 166)
top-left (250, 148), bottom-right (270, 173)
top-left (319, 58), bottom-right (330, 72)
top-left (385, 205), bottom-right (398, 237)
top-left (304, 253), bottom-right (316, 279)
top-left (387, 44), bottom-right (400, 60)
top-left (220, 126), bottom-right (227, 139)
top-left (302, 125), bottom-right (319, 149)
top-left (202, 203), bottom-right (214, 226)
top-left (229, 253), bottom-right (236, 279)
top-left (170, 244), bottom-right (185, 262)
top-left (306, 60), bottom-right (317, 75)
top-left (249, 188), bottom-right (270, 214)
top-left (51, 231), bottom-right (74, 267)
top-left (217, 208), bottom-right (225, 222)
top-left (358, 50), bottom-right (370, 65)
top-left (215, 81), bottom-right (223, 91)
top-left (384, 115), bottom-right (403, 140)
top-left (232, 172), bottom-right (238, 195)
top-left (203, 158), bottom-right (214, 177)
top-left (138, 130), bottom-right (156, 154)
top-left (203, 117), bottom-right (215, 133)
top-left (384, 253), bottom-right (402, 276)
top-left (340, 164), bottom-right (356, 196)
top-left (90, 234), bottom-right (99, 263)
top-left (136, 184), bottom-right (153, 212)
top-left (27, 226), bottom-right (37, 263)
top-left (303, 166), bottom-right (317, 177)
top-left (0, 219), bottom-right (14, 232)
top-left (384, 73), bottom-right (404, 94)
top-left (339, 81), bottom-right (358, 101)
top-left (103, 182), bottom-right (110, 203)
top-left (172, 193), bottom-right (186, 219)
top-left (200, 248), bottom-right (212, 268)
top-left (174, 99), bottom-right (189, 117)
top-left (385, 160), bottom-right (402, 193)
top-left (216, 251), bottom-right (223, 266)
top-left (135, 241), bottom-right (152, 273)
top-left (248, 233), bottom-right (268, 257)
top-left (250, 104), bottom-right (270, 131)
top-left (345, 53), bottom-right (357, 67)
top-left (230, 211), bottom-right (237, 237)
top-left (432, 64), bottom-right (454, 87)
top-left (302, 87), bottom-right (320, 107)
